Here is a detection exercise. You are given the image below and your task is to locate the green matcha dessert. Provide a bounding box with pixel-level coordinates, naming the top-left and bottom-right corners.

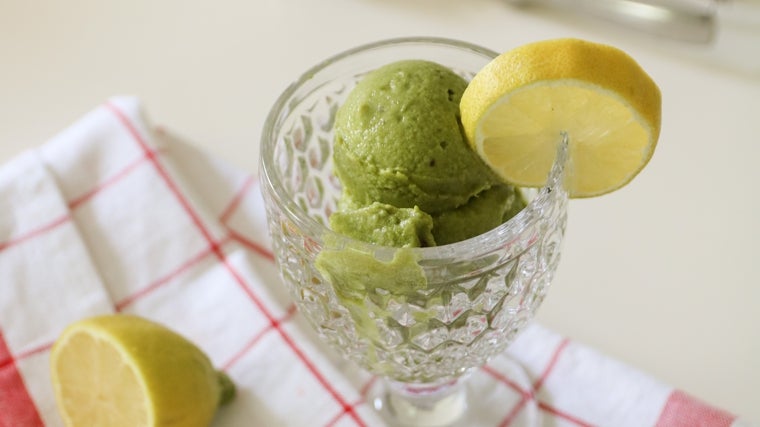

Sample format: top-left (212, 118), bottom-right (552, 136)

top-left (314, 60), bottom-right (527, 365)
top-left (329, 59), bottom-right (525, 247)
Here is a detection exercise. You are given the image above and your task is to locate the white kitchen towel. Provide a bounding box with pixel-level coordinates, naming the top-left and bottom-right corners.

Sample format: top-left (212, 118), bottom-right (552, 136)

top-left (0, 97), bottom-right (750, 427)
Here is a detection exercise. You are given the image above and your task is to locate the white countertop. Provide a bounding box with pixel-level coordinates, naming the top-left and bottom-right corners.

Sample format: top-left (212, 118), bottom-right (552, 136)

top-left (2, 0), bottom-right (758, 423)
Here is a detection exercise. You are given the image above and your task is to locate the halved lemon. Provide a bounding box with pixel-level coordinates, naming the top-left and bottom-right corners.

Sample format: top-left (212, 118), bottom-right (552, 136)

top-left (460, 38), bottom-right (661, 197)
top-left (50, 314), bottom-right (235, 427)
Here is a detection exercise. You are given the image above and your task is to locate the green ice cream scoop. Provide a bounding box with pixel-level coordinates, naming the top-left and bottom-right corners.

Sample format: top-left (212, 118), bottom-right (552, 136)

top-left (333, 60), bottom-right (498, 215)
top-left (329, 202), bottom-right (436, 247)
top-left (432, 183), bottom-right (526, 246)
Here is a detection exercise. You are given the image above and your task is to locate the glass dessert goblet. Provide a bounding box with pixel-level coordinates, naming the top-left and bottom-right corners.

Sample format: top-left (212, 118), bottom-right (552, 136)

top-left (260, 37), bottom-right (569, 427)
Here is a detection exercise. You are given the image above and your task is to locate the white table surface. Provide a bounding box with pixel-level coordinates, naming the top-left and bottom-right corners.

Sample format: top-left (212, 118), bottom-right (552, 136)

top-left (2, 0), bottom-right (758, 423)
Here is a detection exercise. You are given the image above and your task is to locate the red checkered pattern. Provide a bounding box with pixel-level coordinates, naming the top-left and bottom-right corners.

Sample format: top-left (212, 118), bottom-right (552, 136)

top-left (0, 97), bottom-right (748, 426)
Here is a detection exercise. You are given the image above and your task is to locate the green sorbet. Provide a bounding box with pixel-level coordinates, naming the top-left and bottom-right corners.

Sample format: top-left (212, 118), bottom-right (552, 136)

top-left (329, 202), bottom-right (436, 248)
top-left (432, 184), bottom-right (526, 245)
top-left (315, 245), bottom-right (427, 351)
top-left (315, 60), bottom-right (529, 362)
top-left (333, 59), bottom-right (500, 215)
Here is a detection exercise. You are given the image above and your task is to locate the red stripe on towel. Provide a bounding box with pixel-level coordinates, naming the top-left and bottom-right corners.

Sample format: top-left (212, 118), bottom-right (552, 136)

top-left (0, 331), bottom-right (44, 427)
top-left (655, 389), bottom-right (735, 427)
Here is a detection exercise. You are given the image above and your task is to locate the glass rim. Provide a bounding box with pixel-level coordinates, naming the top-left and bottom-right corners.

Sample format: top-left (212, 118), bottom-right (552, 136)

top-left (260, 36), bottom-right (568, 260)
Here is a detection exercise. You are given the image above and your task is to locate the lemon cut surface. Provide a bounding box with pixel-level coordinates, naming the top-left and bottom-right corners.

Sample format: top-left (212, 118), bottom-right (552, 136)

top-left (50, 315), bottom-right (234, 427)
top-left (460, 38), bottom-right (661, 197)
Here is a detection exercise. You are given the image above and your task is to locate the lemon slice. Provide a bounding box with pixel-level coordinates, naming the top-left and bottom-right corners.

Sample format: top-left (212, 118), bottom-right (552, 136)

top-left (50, 314), bottom-right (235, 427)
top-left (460, 38), bottom-right (661, 197)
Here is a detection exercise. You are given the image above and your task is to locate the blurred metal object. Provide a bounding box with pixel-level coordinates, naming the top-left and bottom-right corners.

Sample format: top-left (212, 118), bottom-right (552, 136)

top-left (507, 0), bottom-right (720, 43)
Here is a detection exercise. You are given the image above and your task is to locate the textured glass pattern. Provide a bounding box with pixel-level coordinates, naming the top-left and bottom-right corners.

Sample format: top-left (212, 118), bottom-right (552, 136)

top-left (261, 38), bottom-right (569, 386)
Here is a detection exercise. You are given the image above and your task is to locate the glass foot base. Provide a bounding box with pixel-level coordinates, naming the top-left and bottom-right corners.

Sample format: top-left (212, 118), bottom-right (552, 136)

top-left (369, 377), bottom-right (468, 427)
top-left (367, 358), bottom-right (541, 427)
